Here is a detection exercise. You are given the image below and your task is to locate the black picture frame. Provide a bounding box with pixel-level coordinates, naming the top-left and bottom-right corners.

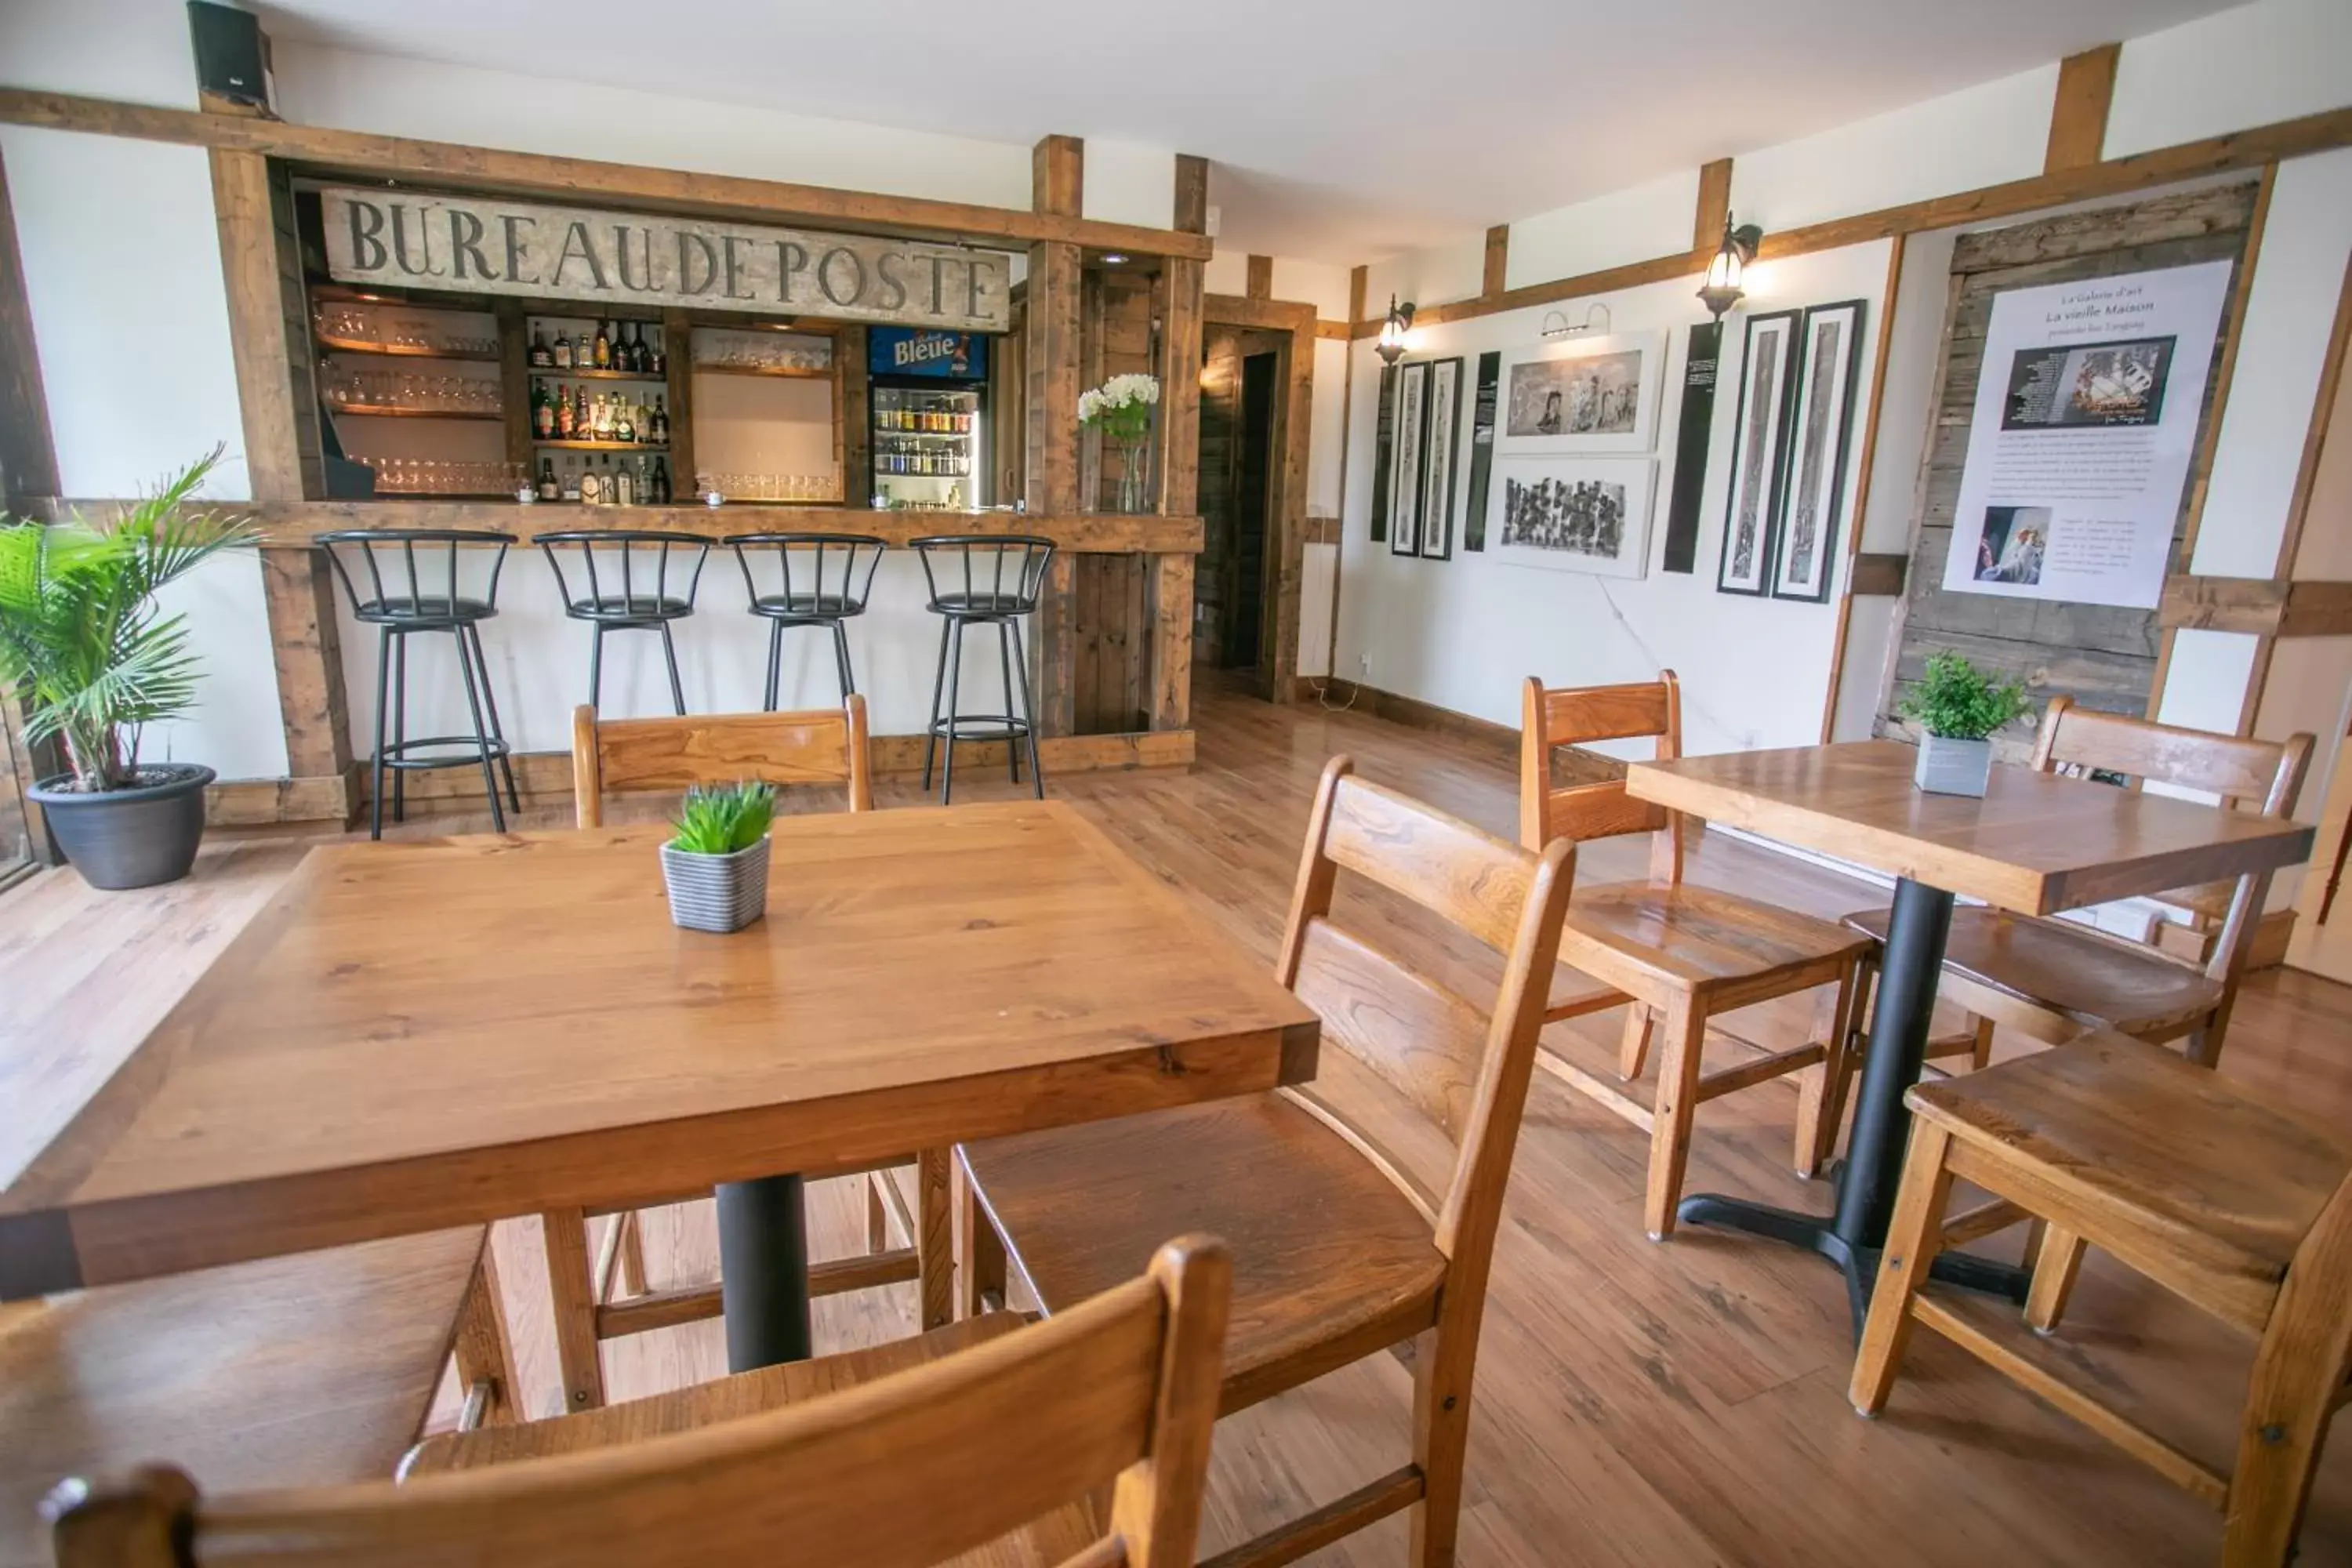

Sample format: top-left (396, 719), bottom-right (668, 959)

top-left (1419, 356), bottom-right (1464, 560)
top-left (1715, 308), bottom-right (1802, 597)
top-left (1388, 360), bottom-right (1431, 557)
top-left (1769, 299), bottom-right (1867, 603)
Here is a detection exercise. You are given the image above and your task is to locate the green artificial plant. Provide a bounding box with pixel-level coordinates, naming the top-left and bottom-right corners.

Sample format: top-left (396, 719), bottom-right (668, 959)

top-left (1897, 650), bottom-right (2030, 742)
top-left (669, 781), bottom-right (778, 856)
top-left (0, 447), bottom-right (257, 791)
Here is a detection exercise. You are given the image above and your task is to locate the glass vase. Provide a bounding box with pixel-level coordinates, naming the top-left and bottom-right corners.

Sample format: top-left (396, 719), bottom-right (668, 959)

top-left (1115, 439), bottom-right (1150, 514)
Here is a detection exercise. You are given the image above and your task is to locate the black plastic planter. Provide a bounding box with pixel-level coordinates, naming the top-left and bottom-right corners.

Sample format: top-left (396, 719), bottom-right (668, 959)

top-left (28, 763), bottom-right (216, 890)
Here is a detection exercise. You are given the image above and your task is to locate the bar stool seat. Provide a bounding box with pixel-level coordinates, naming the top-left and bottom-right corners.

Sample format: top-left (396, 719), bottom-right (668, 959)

top-left (536, 531), bottom-right (710, 718)
top-left (573, 592), bottom-right (696, 622)
top-left (912, 535), bottom-right (1054, 804)
top-left (751, 591), bottom-right (861, 617)
top-left (349, 594), bottom-right (499, 622)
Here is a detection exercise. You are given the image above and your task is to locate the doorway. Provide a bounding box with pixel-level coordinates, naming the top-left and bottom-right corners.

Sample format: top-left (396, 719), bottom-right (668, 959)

top-left (0, 704), bottom-right (36, 890)
top-left (1197, 324), bottom-right (1290, 695)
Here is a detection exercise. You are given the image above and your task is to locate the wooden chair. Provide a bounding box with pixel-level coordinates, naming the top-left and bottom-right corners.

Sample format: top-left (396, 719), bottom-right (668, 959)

top-left (7, 1229), bottom-right (512, 1568)
top-left (1837, 699), bottom-right (2312, 1084)
top-left (957, 757), bottom-right (1577, 1567)
top-left (52, 1237), bottom-right (1233, 1568)
top-left (546, 696), bottom-right (942, 1414)
top-left (1850, 1033), bottom-right (2352, 1567)
top-left (1518, 673), bottom-right (1871, 1238)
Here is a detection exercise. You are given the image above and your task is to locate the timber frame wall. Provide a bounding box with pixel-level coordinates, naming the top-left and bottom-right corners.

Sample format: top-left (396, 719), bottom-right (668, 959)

top-left (0, 86), bottom-right (1213, 829)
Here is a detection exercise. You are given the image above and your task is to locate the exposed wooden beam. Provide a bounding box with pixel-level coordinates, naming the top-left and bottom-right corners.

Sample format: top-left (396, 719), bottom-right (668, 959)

top-left (1028, 135), bottom-right (1086, 739)
top-left (2158, 577), bottom-right (2352, 638)
top-left (0, 149), bottom-right (58, 505)
top-left (1033, 133), bottom-right (1083, 221)
top-left (1173, 153), bottom-right (1210, 235)
top-left (2045, 44), bottom-right (2122, 174)
top-left (1246, 254), bottom-right (1273, 300)
top-left (2276, 252), bottom-right (2352, 578)
top-left (1482, 225), bottom-right (1509, 299)
top-left (1315, 319), bottom-right (1352, 341)
top-left (1347, 264), bottom-right (1368, 337)
top-left (1203, 294), bottom-right (1316, 332)
top-left (1353, 103), bottom-right (2352, 336)
top-left (1848, 554), bottom-right (1911, 599)
top-left (1819, 235), bottom-right (1909, 743)
top-left (1694, 158), bottom-right (1734, 253)
top-left (0, 89), bottom-right (1214, 260)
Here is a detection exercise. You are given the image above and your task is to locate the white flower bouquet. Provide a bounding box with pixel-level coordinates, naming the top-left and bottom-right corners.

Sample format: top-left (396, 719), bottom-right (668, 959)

top-left (1078, 373), bottom-right (1160, 512)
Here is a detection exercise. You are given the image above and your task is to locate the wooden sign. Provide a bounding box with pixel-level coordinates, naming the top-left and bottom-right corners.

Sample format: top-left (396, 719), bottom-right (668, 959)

top-left (319, 186), bottom-right (1013, 332)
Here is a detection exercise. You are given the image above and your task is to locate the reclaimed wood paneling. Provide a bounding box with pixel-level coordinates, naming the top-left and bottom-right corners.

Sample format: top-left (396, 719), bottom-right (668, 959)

top-left (833, 321), bottom-right (866, 503)
top-left (1149, 552), bottom-right (1194, 731)
top-left (2045, 44), bottom-right (2122, 175)
top-left (662, 309), bottom-right (698, 490)
top-left (1196, 326), bottom-right (1243, 670)
top-left (1026, 136), bottom-right (1085, 737)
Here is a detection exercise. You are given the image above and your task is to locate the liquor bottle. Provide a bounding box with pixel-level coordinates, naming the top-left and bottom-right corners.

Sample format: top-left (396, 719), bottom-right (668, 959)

top-left (529, 328), bottom-right (552, 368)
top-left (599, 455), bottom-right (618, 503)
top-left (648, 329), bottom-right (666, 376)
top-left (591, 321), bottom-right (610, 370)
top-left (553, 331), bottom-right (573, 370)
top-left (573, 383), bottom-right (589, 435)
top-left (579, 457), bottom-right (601, 505)
top-left (532, 383), bottom-right (554, 439)
top-left (537, 458), bottom-right (559, 502)
top-left (651, 456), bottom-right (672, 505)
top-left (556, 385), bottom-right (575, 439)
top-left (650, 396), bottom-right (669, 444)
top-left (561, 456), bottom-right (581, 502)
top-left (614, 456), bottom-right (635, 506)
top-left (615, 397), bottom-right (634, 445)
top-left (622, 322), bottom-right (643, 373)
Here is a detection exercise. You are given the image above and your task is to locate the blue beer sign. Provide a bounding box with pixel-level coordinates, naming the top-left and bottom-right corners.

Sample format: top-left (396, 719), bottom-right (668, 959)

top-left (870, 327), bottom-right (988, 379)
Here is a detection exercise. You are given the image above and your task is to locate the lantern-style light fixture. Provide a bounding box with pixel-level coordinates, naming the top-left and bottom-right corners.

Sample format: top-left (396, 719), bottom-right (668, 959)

top-left (1697, 217), bottom-right (1765, 321)
top-left (1375, 295), bottom-right (1416, 365)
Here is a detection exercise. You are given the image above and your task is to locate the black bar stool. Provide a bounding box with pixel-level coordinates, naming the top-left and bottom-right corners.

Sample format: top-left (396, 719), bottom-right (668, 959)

top-left (534, 531), bottom-right (710, 716)
top-left (318, 529), bottom-right (522, 839)
top-left (910, 535), bottom-right (1054, 804)
top-left (725, 532), bottom-right (887, 708)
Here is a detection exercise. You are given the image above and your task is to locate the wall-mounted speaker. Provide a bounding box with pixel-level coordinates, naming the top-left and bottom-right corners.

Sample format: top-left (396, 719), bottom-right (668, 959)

top-left (187, 2), bottom-right (273, 113)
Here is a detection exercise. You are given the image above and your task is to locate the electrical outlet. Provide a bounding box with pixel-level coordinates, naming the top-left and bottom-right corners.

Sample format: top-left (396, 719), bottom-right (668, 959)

top-left (1357, 653), bottom-right (1372, 675)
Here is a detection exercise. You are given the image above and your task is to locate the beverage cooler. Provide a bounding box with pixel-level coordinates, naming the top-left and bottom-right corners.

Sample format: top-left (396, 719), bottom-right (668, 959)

top-left (868, 328), bottom-right (989, 510)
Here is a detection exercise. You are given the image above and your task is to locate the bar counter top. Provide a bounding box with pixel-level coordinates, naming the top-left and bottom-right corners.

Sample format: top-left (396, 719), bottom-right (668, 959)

top-left (245, 501), bottom-right (1204, 554)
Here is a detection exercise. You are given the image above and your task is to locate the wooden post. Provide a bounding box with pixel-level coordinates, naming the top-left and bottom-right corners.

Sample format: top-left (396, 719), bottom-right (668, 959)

top-left (833, 323), bottom-right (866, 503)
top-left (2046, 45), bottom-right (2122, 175)
top-left (0, 147), bottom-right (63, 862)
top-left (1694, 158), bottom-right (1733, 253)
top-left (1028, 135), bottom-right (1084, 738)
top-left (1149, 154), bottom-right (1208, 733)
top-left (1482, 226), bottom-right (1508, 299)
top-left (496, 302), bottom-right (531, 479)
top-left (662, 308), bottom-right (697, 491)
top-left (1245, 254), bottom-right (1273, 302)
top-left (211, 147), bottom-right (354, 812)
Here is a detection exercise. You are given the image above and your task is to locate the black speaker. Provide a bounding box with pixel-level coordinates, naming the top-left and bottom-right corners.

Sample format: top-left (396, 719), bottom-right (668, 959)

top-left (187, 2), bottom-right (272, 111)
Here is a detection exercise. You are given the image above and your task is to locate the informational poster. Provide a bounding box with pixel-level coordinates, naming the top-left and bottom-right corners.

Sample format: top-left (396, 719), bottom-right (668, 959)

top-left (1942, 260), bottom-right (2230, 609)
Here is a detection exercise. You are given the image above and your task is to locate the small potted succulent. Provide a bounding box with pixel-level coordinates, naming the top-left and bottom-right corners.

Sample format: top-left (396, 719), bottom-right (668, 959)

top-left (0, 449), bottom-right (257, 889)
top-left (1898, 650), bottom-right (2031, 797)
top-left (660, 781), bottom-right (776, 933)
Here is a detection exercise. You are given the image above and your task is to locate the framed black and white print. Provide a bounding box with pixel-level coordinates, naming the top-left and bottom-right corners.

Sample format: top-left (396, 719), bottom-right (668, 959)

top-left (1770, 299), bottom-right (1865, 602)
top-left (1497, 330), bottom-right (1666, 456)
top-left (1419, 357), bottom-right (1463, 559)
top-left (1716, 309), bottom-right (1800, 597)
top-left (1388, 359), bottom-right (1429, 557)
top-left (1487, 456), bottom-right (1656, 580)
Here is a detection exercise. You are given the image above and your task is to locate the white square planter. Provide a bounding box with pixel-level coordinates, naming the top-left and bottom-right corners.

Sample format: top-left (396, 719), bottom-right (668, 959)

top-left (1914, 735), bottom-right (1993, 797)
top-left (660, 837), bottom-right (772, 933)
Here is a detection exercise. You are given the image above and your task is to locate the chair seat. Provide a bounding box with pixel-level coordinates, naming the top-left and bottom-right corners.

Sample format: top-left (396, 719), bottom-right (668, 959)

top-left (354, 596), bottom-right (497, 625)
top-left (1, 1229), bottom-right (486, 1568)
top-left (568, 593), bottom-right (694, 622)
top-left (1909, 1033), bottom-right (2352, 1299)
top-left (1564, 880), bottom-right (1871, 1003)
top-left (931, 592), bottom-right (1033, 616)
top-left (958, 1094), bottom-right (1447, 1414)
top-left (1843, 905), bottom-right (2227, 1033)
top-left (408, 1312), bottom-right (1094, 1568)
top-left (752, 592), bottom-right (863, 618)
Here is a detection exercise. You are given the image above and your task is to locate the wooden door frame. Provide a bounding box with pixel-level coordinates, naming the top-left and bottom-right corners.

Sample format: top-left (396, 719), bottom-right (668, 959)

top-left (1202, 293), bottom-right (1312, 703)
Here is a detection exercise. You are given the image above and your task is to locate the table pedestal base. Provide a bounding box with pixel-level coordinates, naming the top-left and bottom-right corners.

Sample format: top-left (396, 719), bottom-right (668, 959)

top-left (714, 1173), bottom-right (812, 1370)
top-left (1677, 1192), bottom-right (2030, 1333)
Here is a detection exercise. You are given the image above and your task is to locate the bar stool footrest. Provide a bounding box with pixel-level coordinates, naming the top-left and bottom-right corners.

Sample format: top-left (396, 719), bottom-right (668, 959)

top-left (929, 716), bottom-right (1033, 744)
top-left (380, 735), bottom-right (515, 771)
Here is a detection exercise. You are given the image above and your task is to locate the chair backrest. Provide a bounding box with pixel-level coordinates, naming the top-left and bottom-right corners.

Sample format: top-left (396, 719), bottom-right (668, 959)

top-left (725, 532), bottom-right (888, 616)
top-left (2031, 697), bottom-right (2312, 986)
top-left (46, 1237), bottom-right (1233, 1568)
top-left (1276, 757), bottom-right (1575, 1266)
top-left (572, 696), bottom-right (873, 828)
top-left (1519, 672), bottom-right (1684, 884)
top-left (909, 535), bottom-right (1056, 615)
top-left (317, 529), bottom-right (517, 624)
top-left (534, 531), bottom-right (710, 618)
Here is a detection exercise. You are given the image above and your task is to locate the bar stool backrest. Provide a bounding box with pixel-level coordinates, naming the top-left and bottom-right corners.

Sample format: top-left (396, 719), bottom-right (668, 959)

top-left (1518, 671), bottom-right (1686, 884)
top-left (535, 532), bottom-right (710, 619)
top-left (571, 695), bottom-right (874, 827)
top-left (45, 1238), bottom-right (1235, 1568)
top-left (725, 533), bottom-right (887, 617)
top-left (318, 529), bottom-right (517, 626)
top-left (909, 535), bottom-right (1054, 616)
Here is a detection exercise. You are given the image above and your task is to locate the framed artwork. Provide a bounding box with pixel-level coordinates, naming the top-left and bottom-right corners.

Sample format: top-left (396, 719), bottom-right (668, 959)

top-left (1716, 310), bottom-right (1800, 596)
top-left (1487, 455), bottom-right (1657, 581)
top-left (1369, 362), bottom-right (1398, 543)
top-left (1771, 299), bottom-right (1866, 602)
top-left (1496, 330), bottom-right (1666, 456)
top-left (1419, 356), bottom-right (1464, 559)
top-left (1388, 359), bottom-right (1430, 557)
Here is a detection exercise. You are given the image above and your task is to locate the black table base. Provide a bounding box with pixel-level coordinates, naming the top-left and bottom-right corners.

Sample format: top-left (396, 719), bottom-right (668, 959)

top-left (1675, 874), bottom-right (2031, 1330)
top-left (713, 1173), bottom-right (813, 1370)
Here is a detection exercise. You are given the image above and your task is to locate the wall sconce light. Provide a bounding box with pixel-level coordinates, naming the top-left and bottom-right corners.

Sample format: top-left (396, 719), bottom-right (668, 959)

top-left (1697, 217), bottom-right (1765, 321)
top-left (1541, 303), bottom-right (1613, 340)
top-left (1375, 296), bottom-right (1416, 365)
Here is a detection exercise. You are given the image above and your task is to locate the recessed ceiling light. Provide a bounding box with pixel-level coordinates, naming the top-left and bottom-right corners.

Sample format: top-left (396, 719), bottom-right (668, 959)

top-left (1102, 252), bottom-right (1128, 264)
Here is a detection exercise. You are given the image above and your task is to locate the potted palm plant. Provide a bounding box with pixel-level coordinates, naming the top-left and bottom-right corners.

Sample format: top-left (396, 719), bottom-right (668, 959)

top-left (1898, 650), bottom-right (2031, 797)
top-left (0, 449), bottom-right (257, 889)
top-left (660, 781), bottom-right (777, 933)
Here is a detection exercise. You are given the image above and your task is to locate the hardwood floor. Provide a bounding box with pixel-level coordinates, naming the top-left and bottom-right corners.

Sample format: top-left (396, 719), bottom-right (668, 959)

top-left (4, 677), bottom-right (2349, 1566)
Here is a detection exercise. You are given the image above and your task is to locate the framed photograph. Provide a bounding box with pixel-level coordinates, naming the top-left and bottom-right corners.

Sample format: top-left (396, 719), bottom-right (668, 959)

top-left (1420, 357), bottom-right (1463, 559)
top-left (1487, 456), bottom-right (1657, 581)
top-left (1388, 360), bottom-right (1429, 557)
top-left (1771, 299), bottom-right (1865, 602)
top-left (1497, 331), bottom-right (1666, 456)
top-left (1716, 310), bottom-right (1800, 597)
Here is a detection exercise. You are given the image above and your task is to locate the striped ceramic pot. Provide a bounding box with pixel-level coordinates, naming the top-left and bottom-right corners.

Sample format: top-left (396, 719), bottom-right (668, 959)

top-left (659, 837), bottom-right (772, 933)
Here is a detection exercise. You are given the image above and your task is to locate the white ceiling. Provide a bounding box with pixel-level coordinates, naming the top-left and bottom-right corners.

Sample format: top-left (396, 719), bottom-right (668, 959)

top-left (254, 0), bottom-right (2245, 263)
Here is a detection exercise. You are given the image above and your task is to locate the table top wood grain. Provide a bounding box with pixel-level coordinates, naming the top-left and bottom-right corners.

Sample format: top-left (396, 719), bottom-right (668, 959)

top-left (0, 801), bottom-right (1319, 1298)
top-left (1627, 741), bottom-right (2314, 916)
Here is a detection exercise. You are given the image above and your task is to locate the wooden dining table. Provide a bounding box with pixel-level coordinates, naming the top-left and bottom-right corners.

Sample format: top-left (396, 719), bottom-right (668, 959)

top-left (0, 800), bottom-right (1321, 1370)
top-left (1627, 739), bottom-right (2314, 1321)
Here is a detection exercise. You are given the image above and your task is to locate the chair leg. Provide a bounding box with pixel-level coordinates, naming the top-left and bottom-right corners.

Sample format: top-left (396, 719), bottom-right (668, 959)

top-left (1617, 1004), bottom-right (1654, 1080)
top-left (998, 620), bottom-right (1020, 785)
top-left (940, 617), bottom-right (966, 806)
top-left (922, 615), bottom-right (952, 789)
top-left (1824, 953), bottom-right (1875, 1148)
top-left (539, 1207), bottom-right (606, 1413)
top-left (1409, 1325), bottom-right (1474, 1568)
top-left (1642, 998), bottom-right (1709, 1241)
top-left (917, 1147), bottom-right (954, 1331)
top-left (764, 619), bottom-right (783, 713)
top-left (659, 622), bottom-right (687, 716)
top-left (830, 618), bottom-right (856, 701)
top-left (452, 626), bottom-right (506, 834)
top-left (866, 1174), bottom-right (891, 1253)
top-left (450, 1239), bottom-right (518, 1429)
top-left (465, 625), bottom-right (521, 815)
top-left (390, 630), bottom-right (409, 825)
top-left (1969, 1013), bottom-right (1996, 1071)
top-left (1009, 617), bottom-right (1044, 800)
top-left (2183, 1022), bottom-right (2222, 1070)
top-left (368, 623), bottom-right (392, 840)
top-left (588, 622), bottom-right (605, 713)
top-left (615, 1210), bottom-right (647, 1299)
top-left (2024, 1225), bottom-right (2086, 1334)
top-left (1849, 1120), bottom-right (1955, 1416)
top-left (1795, 960), bottom-right (1863, 1178)
top-left (953, 1151), bottom-right (1006, 1318)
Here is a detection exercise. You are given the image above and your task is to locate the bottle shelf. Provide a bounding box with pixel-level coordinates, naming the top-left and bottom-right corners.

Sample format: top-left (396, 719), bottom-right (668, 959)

top-left (318, 336), bottom-right (501, 363)
top-left (693, 362), bottom-right (833, 380)
top-left (330, 404), bottom-right (505, 422)
top-left (535, 438), bottom-right (670, 452)
top-left (530, 365), bottom-right (666, 382)
top-left (876, 430), bottom-right (971, 441)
